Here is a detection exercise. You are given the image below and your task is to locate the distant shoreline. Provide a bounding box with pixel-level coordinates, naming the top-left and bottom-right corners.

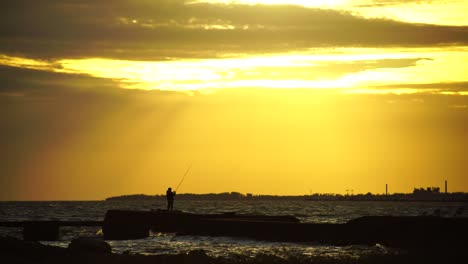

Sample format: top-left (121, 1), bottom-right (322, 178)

top-left (105, 192), bottom-right (468, 202)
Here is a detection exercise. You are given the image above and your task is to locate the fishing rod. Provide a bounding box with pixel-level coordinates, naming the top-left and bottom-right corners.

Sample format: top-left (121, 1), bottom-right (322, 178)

top-left (175, 163), bottom-right (192, 192)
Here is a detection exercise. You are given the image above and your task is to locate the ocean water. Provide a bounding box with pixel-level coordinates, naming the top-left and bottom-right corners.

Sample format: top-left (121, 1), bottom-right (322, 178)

top-left (1, 200), bottom-right (467, 258)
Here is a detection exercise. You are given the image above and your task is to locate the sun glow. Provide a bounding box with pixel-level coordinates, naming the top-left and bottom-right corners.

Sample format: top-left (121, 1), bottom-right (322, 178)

top-left (1, 47), bottom-right (468, 94)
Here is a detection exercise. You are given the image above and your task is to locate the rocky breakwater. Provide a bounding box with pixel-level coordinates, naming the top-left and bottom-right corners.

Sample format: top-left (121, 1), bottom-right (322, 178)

top-left (0, 236), bottom-right (212, 264)
top-left (102, 210), bottom-right (468, 252)
top-left (2, 235), bottom-right (468, 264)
top-left (102, 209), bottom-right (299, 240)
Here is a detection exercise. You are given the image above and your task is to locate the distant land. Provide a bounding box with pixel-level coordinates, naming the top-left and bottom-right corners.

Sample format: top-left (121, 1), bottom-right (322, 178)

top-left (106, 189), bottom-right (468, 202)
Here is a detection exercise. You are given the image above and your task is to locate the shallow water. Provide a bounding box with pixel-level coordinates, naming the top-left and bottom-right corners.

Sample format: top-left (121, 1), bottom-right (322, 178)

top-left (1, 200), bottom-right (466, 257)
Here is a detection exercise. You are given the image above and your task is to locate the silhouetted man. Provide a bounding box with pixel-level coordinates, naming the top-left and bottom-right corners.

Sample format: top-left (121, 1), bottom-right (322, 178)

top-left (166, 187), bottom-right (176, 211)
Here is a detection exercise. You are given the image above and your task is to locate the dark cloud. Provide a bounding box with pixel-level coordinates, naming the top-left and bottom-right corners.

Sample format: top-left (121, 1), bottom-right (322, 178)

top-left (373, 82), bottom-right (468, 92)
top-left (0, 64), bottom-right (190, 100)
top-left (354, 0), bottom-right (450, 8)
top-left (0, 65), bottom-right (119, 97)
top-left (1, 0), bottom-right (467, 60)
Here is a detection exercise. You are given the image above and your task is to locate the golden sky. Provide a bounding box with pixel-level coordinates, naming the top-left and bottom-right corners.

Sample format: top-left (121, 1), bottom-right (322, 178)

top-left (1, 0), bottom-right (467, 200)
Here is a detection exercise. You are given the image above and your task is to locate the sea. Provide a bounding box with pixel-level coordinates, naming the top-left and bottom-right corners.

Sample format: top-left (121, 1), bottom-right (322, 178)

top-left (1, 200), bottom-right (467, 260)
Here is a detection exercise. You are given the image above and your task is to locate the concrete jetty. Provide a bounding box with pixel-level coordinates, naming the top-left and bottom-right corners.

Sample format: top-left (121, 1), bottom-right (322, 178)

top-left (102, 209), bottom-right (299, 240)
top-left (2, 210), bottom-right (467, 250)
top-left (0, 221), bottom-right (103, 241)
top-left (102, 210), bottom-right (468, 249)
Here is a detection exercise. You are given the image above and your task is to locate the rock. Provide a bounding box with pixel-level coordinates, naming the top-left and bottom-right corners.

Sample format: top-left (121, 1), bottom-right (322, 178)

top-left (103, 210), bottom-right (150, 240)
top-left (1, 236), bottom-right (67, 263)
top-left (23, 221), bottom-right (60, 241)
top-left (68, 237), bottom-right (112, 254)
top-left (187, 249), bottom-right (208, 258)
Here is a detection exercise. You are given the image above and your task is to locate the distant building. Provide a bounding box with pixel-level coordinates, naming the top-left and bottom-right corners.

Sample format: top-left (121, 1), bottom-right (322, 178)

top-left (413, 187), bottom-right (440, 195)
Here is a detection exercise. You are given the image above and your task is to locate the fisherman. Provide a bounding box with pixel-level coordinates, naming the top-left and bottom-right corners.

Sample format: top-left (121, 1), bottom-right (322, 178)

top-left (166, 187), bottom-right (176, 211)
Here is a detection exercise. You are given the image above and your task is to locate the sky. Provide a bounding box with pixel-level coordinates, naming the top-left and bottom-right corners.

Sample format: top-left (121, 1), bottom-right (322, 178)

top-left (1, 0), bottom-right (468, 200)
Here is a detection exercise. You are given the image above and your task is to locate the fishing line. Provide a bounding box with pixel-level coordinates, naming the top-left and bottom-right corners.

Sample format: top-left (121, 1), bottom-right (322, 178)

top-left (175, 163), bottom-right (192, 192)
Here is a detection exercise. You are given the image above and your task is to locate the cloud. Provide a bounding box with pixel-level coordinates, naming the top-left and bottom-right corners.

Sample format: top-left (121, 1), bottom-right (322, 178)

top-left (0, 65), bottom-right (117, 96)
top-left (372, 82), bottom-right (468, 93)
top-left (0, 52), bottom-right (436, 91)
top-left (0, 63), bottom-right (188, 106)
top-left (1, 0), bottom-right (468, 60)
top-left (353, 0), bottom-right (445, 7)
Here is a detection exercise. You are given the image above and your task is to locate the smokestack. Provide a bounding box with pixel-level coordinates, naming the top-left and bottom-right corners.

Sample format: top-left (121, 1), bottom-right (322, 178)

top-left (445, 180), bottom-right (448, 194)
top-left (386, 184), bottom-right (388, 195)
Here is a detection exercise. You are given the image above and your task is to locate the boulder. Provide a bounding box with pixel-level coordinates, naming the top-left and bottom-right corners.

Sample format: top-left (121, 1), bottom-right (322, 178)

top-left (23, 221), bottom-right (59, 241)
top-left (103, 210), bottom-right (150, 240)
top-left (68, 237), bottom-right (112, 254)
